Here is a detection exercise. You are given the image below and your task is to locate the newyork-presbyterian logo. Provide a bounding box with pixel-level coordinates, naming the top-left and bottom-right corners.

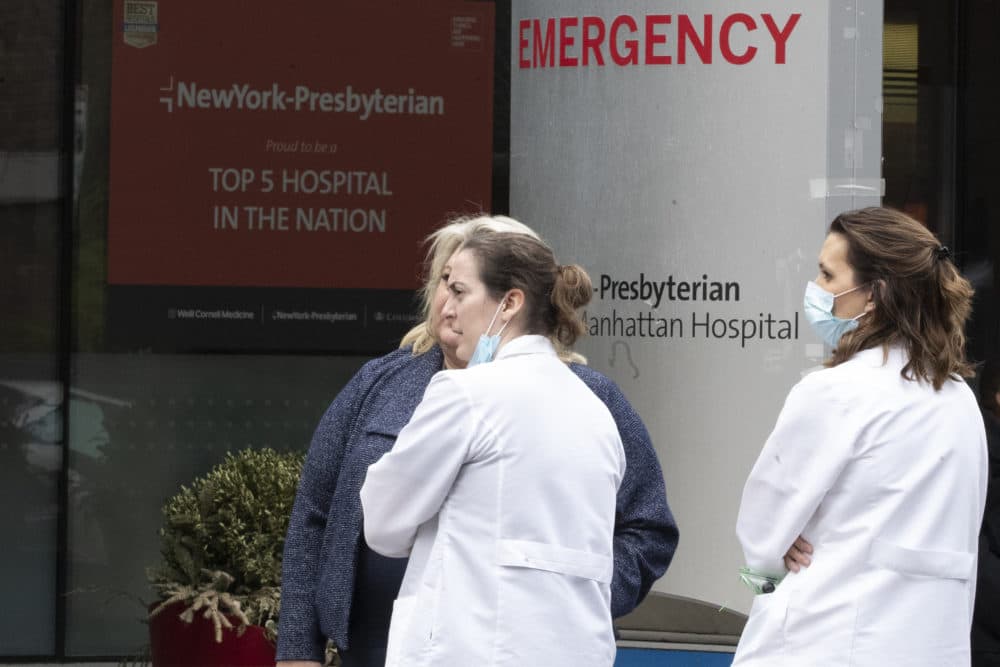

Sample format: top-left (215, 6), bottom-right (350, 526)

top-left (155, 76), bottom-right (447, 120)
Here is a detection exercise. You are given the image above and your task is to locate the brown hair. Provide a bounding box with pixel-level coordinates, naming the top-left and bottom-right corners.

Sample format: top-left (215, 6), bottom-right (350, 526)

top-left (400, 215), bottom-right (539, 354)
top-left (459, 232), bottom-right (592, 348)
top-left (827, 207), bottom-right (974, 389)
top-left (398, 215), bottom-right (587, 363)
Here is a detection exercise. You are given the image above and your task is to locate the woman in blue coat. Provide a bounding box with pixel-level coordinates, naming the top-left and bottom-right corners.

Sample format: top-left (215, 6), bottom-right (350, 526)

top-left (276, 215), bottom-right (678, 667)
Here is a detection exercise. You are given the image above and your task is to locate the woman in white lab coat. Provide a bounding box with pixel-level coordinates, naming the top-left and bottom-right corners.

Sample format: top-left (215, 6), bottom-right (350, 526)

top-left (734, 207), bottom-right (988, 666)
top-left (360, 231), bottom-right (625, 667)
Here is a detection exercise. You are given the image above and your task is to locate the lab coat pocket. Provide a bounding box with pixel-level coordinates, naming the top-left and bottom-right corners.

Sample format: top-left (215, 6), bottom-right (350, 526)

top-left (385, 595), bottom-right (417, 667)
top-left (748, 587), bottom-right (784, 614)
top-left (494, 540), bottom-right (616, 666)
top-left (736, 588), bottom-right (790, 660)
top-left (495, 539), bottom-right (614, 582)
top-left (867, 538), bottom-right (975, 581)
top-left (852, 539), bottom-right (975, 665)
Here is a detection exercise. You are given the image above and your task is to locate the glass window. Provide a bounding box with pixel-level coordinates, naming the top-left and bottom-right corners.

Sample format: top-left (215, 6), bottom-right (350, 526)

top-left (958, 0), bottom-right (1000, 366)
top-left (69, 0), bottom-right (497, 656)
top-left (882, 0), bottom-right (996, 364)
top-left (882, 0), bottom-right (957, 241)
top-left (64, 353), bottom-right (367, 654)
top-left (0, 0), bottom-right (65, 655)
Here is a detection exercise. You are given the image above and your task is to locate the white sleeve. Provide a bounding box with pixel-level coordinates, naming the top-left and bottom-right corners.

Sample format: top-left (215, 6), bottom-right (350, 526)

top-left (360, 372), bottom-right (481, 558)
top-left (736, 373), bottom-right (857, 575)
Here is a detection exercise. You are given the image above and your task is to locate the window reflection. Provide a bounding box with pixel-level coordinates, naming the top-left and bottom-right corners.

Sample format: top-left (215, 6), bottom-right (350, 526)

top-left (0, 0), bottom-right (65, 654)
top-left (0, 372), bottom-right (59, 653)
top-left (64, 354), bottom-right (368, 654)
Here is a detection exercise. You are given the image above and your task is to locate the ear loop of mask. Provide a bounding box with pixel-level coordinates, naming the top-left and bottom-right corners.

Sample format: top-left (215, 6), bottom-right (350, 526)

top-left (835, 283), bottom-right (871, 321)
top-left (833, 284), bottom-right (862, 298)
top-left (484, 297), bottom-right (511, 338)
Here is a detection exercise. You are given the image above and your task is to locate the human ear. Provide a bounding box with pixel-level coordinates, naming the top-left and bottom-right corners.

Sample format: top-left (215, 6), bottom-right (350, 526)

top-left (502, 289), bottom-right (526, 320)
top-left (864, 280), bottom-right (883, 313)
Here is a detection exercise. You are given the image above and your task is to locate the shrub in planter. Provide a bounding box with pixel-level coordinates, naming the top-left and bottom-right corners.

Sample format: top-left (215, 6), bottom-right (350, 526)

top-left (148, 448), bottom-right (304, 651)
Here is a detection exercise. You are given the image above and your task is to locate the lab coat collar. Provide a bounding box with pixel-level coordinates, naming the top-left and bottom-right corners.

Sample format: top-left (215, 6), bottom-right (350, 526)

top-left (494, 335), bottom-right (558, 361)
top-left (852, 342), bottom-right (907, 368)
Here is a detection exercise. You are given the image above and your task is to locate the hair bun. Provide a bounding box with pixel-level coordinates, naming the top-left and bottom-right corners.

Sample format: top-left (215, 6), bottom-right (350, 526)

top-left (554, 264), bottom-right (592, 309)
top-left (549, 263), bottom-right (593, 347)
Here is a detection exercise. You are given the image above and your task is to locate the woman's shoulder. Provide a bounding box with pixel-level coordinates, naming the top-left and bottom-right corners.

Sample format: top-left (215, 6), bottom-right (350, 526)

top-left (360, 344), bottom-right (414, 371)
top-left (359, 344), bottom-right (440, 378)
top-left (567, 362), bottom-right (618, 395)
top-left (567, 363), bottom-right (641, 415)
top-left (794, 348), bottom-right (898, 405)
top-left (338, 345), bottom-right (442, 402)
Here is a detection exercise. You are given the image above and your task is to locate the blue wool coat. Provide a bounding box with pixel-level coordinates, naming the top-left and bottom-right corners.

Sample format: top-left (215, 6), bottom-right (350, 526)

top-left (276, 345), bottom-right (678, 661)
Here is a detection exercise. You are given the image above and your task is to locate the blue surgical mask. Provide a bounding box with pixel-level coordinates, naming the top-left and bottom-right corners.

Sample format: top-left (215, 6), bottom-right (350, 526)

top-left (803, 281), bottom-right (868, 348)
top-left (467, 301), bottom-right (510, 367)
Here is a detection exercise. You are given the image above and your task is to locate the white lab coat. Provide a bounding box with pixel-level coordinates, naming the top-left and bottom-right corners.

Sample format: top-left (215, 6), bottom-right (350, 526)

top-left (734, 345), bottom-right (988, 666)
top-left (360, 335), bottom-right (625, 667)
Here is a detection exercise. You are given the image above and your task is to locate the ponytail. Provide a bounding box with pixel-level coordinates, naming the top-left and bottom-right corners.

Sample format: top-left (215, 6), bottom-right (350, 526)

top-left (930, 252), bottom-right (974, 384)
top-left (550, 264), bottom-right (592, 347)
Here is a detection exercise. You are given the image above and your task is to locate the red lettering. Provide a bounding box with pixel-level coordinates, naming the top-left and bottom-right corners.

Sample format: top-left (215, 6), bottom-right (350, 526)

top-left (518, 12), bottom-right (795, 70)
top-left (678, 14), bottom-right (712, 64)
top-left (518, 19), bottom-right (531, 68)
top-left (532, 18), bottom-right (555, 68)
top-left (762, 13), bottom-right (801, 64)
top-left (559, 17), bottom-right (579, 67)
top-left (644, 15), bottom-right (671, 65)
top-left (582, 16), bottom-right (606, 66)
top-left (610, 15), bottom-right (639, 66)
top-left (720, 13), bottom-right (757, 65)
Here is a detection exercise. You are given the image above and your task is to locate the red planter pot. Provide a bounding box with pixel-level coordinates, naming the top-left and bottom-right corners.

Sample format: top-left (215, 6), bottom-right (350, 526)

top-left (149, 602), bottom-right (276, 667)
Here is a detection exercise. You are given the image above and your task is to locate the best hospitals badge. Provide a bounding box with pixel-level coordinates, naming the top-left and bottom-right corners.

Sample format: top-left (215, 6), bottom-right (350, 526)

top-left (122, 0), bottom-right (158, 49)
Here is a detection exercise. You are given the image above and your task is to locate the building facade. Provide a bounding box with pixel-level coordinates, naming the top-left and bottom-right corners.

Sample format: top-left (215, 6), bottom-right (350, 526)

top-left (1, 0), bottom-right (996, 661)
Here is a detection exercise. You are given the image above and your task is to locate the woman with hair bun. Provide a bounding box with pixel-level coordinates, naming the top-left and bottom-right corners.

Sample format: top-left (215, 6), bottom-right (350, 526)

top-left (277, 215), bottom-right (676, 667)
top-left (734, 207), bottom-right (988, 666)
top-left (361, 232), bottom-right (623, 667)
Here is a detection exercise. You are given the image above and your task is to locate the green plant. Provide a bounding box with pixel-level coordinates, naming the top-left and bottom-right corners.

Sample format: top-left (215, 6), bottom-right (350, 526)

top-left (148, 448), bottom-right (304, 642)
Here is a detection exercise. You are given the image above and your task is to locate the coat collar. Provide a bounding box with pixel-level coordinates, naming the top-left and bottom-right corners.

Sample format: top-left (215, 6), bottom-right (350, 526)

top-left (495, 335), bottom-right (557, 361)
top-left (852, 342), bottom-right (907, 368)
